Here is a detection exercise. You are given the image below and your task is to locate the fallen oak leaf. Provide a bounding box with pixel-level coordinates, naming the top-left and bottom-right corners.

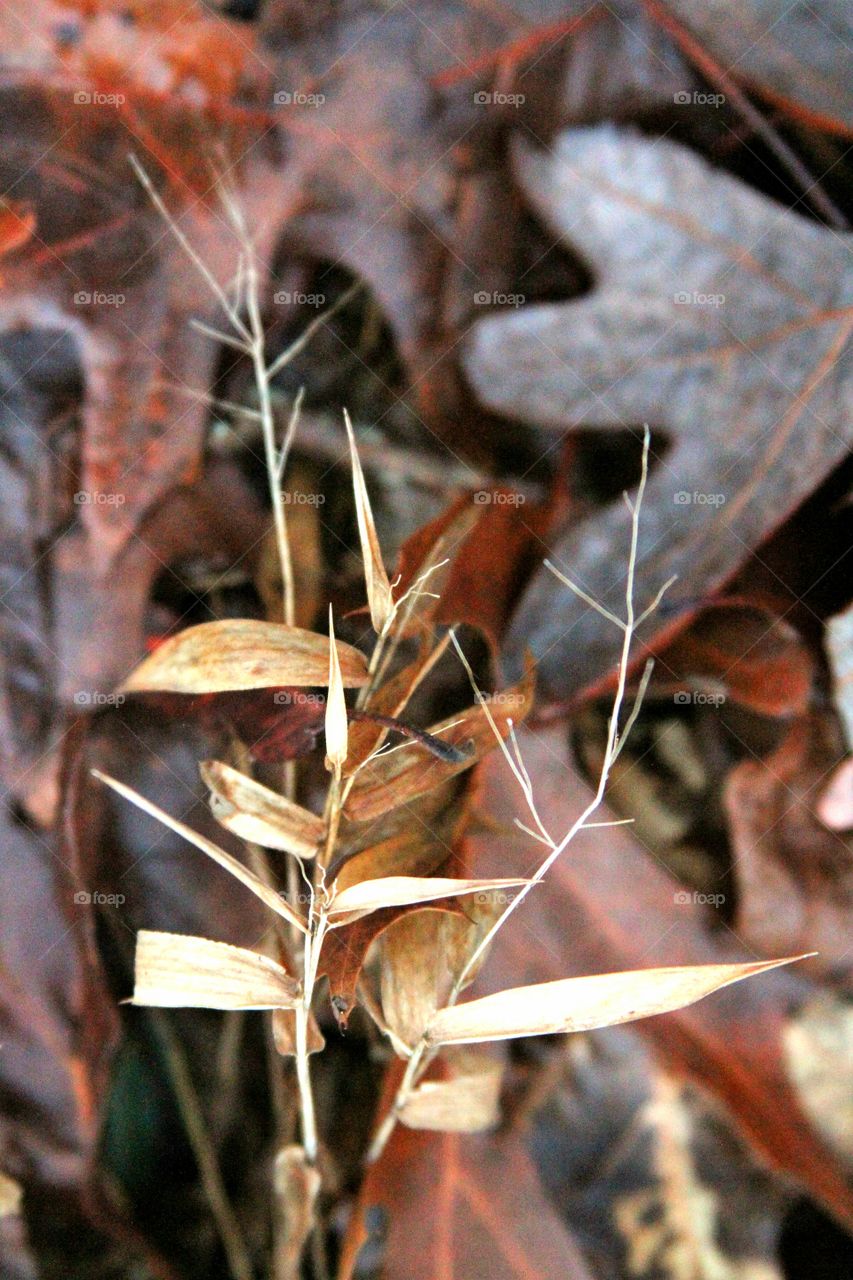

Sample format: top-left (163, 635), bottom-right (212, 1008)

top-left (464, 126), bottom-right (853, 704)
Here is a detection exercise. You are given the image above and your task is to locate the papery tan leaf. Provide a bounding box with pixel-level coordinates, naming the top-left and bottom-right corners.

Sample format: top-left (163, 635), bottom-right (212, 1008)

top-left (380, 903), bottom-right (497, 1052)
top-left (272, 1007), bottom-right (326, 1057)
top-left (345, 408), bottom-right (394, 633)
top-left (399, 1052), bottom-right (503, 1133)
top-left (131, 931), bottom-right (301, 1010)
top-left (0, 1171), bottom-right (21, 1218)
top-left (201, 760), bottom-right (324, 858)
top-left (328, 875), bottom-right (527, 918)
top-left (92, 771), bottom-right (307, 933)
top-left (427, 958), bottom-right (809, 1046)
top-left (119, 619), bottom-right (369, 694)
top-left (325, 608), bottom-right (348, 771)
top-left (273, 1145), bottom-right (321, 1280)
top-left (345, 663), bottom-right (534, 823)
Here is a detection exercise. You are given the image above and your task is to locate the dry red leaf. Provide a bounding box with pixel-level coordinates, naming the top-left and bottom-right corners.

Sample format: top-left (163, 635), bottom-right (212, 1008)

top-left (651, 597), bottom-right (814, 716)
top-left (343, 1118), bottom-right (595, 1280)
top-left (724, 714), bottom-right (852, 981)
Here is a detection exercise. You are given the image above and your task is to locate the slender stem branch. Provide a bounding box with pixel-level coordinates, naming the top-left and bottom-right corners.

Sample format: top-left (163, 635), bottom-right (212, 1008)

top-left (366, 428), bottom-right (673, 1165)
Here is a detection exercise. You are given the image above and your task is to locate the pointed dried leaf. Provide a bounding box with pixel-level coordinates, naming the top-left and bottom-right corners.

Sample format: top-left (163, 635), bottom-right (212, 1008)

top-left (325, 609), bottom-right (349, 770)
top-left (93, 771), bottom-right (308, 933)
top-left (329, 875), bottom-right (527, 918)
top-left (201, 760), bottom-right (324, 858)
top-left (131, 930), bottom-right (301, 1010)
top-left (345, 409), bottom-right (394, 633)
top-left (399, 1053), bottom-right (503, 1133)
top-left (427, 957), bottom-right (809, 1046)
top-left (120, 619), bottom-right (369, 694)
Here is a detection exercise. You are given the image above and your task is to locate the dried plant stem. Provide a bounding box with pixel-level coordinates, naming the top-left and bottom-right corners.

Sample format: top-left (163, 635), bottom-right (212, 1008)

top-left (150, 1009), bottom-right (255, 1280)
top-left (132, 160), bottom-right (333, 1275)
top-left (367, 426), bottom-right (673, 1164)
top-left (245, 255), bottom-right (296, 628)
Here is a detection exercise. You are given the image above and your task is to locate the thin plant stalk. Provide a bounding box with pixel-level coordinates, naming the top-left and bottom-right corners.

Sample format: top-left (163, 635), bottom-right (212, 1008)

top-left (367, 427), bottom-right (673, 1164)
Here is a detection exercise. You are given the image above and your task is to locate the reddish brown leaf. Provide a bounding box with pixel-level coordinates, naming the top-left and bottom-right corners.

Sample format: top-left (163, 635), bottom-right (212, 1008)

top-left (342, 1099), bottom-right (595, 1280)
top-left (651, 597), bottom-right (814, 716)
top-left (319, 901), bottom-right (464, 1030)
top-left (724, 714), bottom-right (852, 981)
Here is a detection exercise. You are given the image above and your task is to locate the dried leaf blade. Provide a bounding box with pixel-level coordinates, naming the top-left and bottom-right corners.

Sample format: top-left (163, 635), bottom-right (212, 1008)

top-left (427, 957), bottom-right (810, 1045)
top-left (120, 619), bottom-right (369, 694)
top-left (399, 1053), bottom-right (503, 1133)
top-left (131, 931), bottom-right (301, 1010)
top-left (92, 771), bottom-right (308, 933)
top-left (201, 760), bottom-right (324, 859)
top-left (329, 875), bottom-right (528, 918)
top-left (345, 408), bottom-right (394, 633)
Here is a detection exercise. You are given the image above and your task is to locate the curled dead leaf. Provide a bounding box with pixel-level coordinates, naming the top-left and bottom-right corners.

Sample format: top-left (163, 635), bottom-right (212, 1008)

top-left (345, 663), bottom-right (534, 823)
top-left (201, 760), bottom-right (324, 858)
top-left (120, 619), bottom-right (368, 695)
